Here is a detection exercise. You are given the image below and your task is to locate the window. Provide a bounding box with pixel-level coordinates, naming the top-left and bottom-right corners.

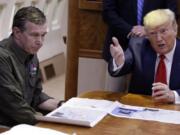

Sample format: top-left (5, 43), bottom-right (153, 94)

top-left (51, 0), bottom-right (63, 30)
top-left (31, 0), bottom-right (39, 7)
top-left (43, 0), bottom-right (52, 16)
top-left (14, 2), bottom-right (24, 14)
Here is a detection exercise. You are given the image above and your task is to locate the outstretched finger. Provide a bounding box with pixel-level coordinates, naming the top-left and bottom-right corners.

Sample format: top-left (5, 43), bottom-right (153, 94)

top-left (112, 37), bottom-right (120, 47)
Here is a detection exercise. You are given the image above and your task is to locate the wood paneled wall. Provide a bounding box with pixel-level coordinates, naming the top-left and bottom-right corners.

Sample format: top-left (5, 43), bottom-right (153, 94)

top-left (65, 0), bottom-right (106, 100)
top-left (78, 0), bottom-right (106, 58)
top-left (78, 10), bottom-right (106, 58)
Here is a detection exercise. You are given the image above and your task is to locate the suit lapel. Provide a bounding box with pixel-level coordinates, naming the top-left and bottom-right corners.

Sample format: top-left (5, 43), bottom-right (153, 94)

top-left (170, 39), bottom-right (180, 88)
top-left (142, 41), bottom-right (156, 85)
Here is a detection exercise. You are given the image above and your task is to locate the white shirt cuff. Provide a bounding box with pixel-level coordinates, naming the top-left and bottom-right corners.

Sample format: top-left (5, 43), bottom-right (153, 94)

top-left (112, 59), bottom-right (124, 71)
top-left (173, 91), bottom-right (180, 104)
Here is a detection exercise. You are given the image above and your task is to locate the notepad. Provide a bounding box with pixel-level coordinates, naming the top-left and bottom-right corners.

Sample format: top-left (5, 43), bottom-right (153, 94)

top-left (1, 124), bottom-right (68, 135)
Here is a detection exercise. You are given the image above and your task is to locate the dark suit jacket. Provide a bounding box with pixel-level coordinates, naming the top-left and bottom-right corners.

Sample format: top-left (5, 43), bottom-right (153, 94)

top-left (108, 37), bottom-right (180, 95)
top-left (102, 0), bottom-right (178, 62)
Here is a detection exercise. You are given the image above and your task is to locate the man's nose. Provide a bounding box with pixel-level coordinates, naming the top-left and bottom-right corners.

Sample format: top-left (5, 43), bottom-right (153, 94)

top-left (37, 36), bottom-right (44, 43)
top-left (156, 32), bottom-right (163, 41)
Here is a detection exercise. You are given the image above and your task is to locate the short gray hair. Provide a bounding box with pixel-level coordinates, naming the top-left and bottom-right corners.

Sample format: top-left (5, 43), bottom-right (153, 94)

top-left (143, 9), bottom-right (175, 29)
top-left (12, 6), bottom-right (46, 31)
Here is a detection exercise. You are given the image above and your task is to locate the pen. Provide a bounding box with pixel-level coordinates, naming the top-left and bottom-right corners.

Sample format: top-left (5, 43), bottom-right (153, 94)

top-left (51, 112), bottom-right (65, 117)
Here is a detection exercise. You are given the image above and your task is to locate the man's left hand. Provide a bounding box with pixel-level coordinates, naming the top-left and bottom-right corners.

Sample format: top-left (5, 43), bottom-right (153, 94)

top-left (152, 82), bottom-right (175, 103)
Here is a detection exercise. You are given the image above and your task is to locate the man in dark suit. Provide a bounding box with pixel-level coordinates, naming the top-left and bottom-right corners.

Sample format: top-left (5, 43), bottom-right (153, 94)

top-left (108, 9), bottom-right (180, 104)
top-left (102, 0), bottom-right (178, 62)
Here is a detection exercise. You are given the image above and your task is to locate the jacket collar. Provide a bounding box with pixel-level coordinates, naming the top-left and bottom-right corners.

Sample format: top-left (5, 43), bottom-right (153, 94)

top-left (9, 36), bottom-right (33, 64)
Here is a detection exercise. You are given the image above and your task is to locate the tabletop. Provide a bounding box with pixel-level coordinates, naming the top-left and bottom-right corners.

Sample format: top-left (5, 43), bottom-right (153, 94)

top-left (37, 90), bottom-right (180, 135)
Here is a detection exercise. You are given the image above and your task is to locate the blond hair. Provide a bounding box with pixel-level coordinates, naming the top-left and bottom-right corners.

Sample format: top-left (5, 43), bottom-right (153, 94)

top-left (143, 9), bottom-right (175, 29)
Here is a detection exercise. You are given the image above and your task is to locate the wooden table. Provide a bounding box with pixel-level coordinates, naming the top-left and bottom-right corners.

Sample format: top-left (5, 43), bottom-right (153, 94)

top-left (37, 91), bottom-right (180, 135)
top-left (0, 126), bottom-right (10, 133)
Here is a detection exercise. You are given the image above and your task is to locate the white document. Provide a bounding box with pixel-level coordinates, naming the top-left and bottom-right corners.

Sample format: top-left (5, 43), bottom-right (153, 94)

top-left (109, 102), bottom-right (180, 124)
top-left (61, 97), bottom-right (116, 113)
top-left (37, 98), bottom-right (116, 127)
top-left (0, 124), bottom-right (68, 135)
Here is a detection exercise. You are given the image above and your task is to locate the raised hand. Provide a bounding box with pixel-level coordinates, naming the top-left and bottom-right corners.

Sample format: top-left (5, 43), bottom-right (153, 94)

top-left (110, 37), bottom-right (125, 66)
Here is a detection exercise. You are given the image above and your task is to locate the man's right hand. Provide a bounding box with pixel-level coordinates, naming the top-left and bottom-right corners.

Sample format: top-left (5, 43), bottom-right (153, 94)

top-left (110, 37), bottom-right (125, 66)
top-left (127, 25), bottom-right (146, 38)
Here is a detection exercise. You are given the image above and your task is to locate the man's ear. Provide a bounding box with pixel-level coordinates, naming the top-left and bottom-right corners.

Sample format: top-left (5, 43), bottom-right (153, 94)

top-left (12, 27), bottom-right (21, 39)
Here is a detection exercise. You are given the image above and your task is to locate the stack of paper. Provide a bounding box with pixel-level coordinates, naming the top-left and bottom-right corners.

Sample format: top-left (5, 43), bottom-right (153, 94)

top-left (36, 98), bottom-right (116, 127)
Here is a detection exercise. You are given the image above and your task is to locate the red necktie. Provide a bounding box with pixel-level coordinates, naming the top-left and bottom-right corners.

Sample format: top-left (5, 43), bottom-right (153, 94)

top-left (154, 55), bottom-right (167, 84)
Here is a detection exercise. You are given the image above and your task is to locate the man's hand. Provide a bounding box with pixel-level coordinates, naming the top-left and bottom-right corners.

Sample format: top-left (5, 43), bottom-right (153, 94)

top-left (127, 25), bottom-right (146, 38)
top-left (110, 37), bottom-right (125, 66)
top-left (152, 82), bottom-right (175, 103)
